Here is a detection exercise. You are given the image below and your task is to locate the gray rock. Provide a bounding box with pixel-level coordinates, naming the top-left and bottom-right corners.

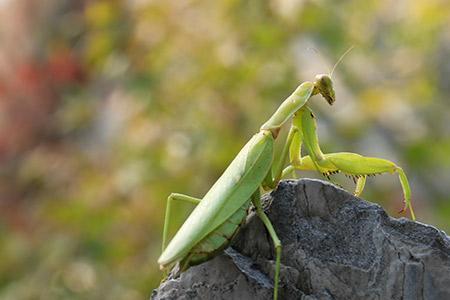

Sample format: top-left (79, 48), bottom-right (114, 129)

top-left (152, 179), bottom-right (450, 300)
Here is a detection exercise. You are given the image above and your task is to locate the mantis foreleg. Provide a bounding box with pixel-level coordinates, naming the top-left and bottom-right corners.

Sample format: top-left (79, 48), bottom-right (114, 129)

top-left (288, 111), bottom-right (303, 167)
top-left (251, 189), bottom-right (281, 300)
top-left (291, 109), bottom-right (415, 220)
top-left (263, 126), bottom-right (298, 189)
top-left (287, 110), bottom-right (341, 186)
top-left (162, 193), bottom-right (202, 252)
top-left (263, 108), bottom-right (311, 189)
top-left (260, 82), bottom-right (318, 190)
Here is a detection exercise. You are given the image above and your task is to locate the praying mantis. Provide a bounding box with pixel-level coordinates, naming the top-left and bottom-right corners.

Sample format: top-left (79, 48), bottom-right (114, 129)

top-left (158, 56), bottom-right (415, 300)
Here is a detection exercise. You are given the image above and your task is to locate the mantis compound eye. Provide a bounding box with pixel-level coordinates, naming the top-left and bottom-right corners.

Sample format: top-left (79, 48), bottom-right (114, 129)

top-left (314, 74), bottom-right (335, 105)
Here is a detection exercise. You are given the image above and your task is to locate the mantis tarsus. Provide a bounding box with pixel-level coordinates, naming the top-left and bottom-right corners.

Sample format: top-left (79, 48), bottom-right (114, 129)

top-left (158, 66), bottom-right (415, 300)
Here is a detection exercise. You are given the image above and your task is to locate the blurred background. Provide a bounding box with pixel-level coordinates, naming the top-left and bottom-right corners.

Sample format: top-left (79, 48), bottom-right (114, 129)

top-left (0, 0), bottom-right (449, 299)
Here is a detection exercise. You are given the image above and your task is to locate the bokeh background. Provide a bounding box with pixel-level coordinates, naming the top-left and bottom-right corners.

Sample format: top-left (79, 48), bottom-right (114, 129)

top-left (0, 0), bottom-right (449, 299)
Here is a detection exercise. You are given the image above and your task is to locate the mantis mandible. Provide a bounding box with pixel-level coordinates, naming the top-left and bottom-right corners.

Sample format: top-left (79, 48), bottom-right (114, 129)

top-left (158, 56), bottom-right (415, 300)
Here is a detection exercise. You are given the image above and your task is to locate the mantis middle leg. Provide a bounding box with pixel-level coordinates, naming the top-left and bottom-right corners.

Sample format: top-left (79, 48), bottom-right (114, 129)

top-left (162, 193), bottom-right (202, 252)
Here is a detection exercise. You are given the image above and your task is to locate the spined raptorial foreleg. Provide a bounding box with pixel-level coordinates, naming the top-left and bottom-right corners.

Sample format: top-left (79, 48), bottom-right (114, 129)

top-left (288, 153), bottom-right (415, 220)
top-left (283, 108), bottom-right (344, 188)
top-left (328, 153), bottom-right (413, 219)
top-left (262, 125), bottom-right (299, 190)
top-left (284, 108), bottom-right (415, 220)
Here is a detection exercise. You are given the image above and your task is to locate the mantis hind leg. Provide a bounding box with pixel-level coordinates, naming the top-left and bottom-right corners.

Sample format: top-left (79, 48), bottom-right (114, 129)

top-left (162, 193), bottom-right (201, 252)
top-left (251, 189), bottom-right (281, 300)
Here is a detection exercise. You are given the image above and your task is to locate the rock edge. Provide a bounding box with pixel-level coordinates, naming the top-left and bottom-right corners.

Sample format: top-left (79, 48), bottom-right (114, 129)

top-left (152, 179), bottom-right (450, 300)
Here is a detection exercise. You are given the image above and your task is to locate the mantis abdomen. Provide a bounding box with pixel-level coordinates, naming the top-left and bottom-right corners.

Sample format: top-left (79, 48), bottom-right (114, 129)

top-left (180, 200), bottom-right (250, 270)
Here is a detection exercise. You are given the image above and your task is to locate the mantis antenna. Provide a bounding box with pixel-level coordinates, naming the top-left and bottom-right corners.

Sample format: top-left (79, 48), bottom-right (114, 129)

top-left (329, 45), bottom-right (355, 77)
top-left (306, 45), bottom-right (354, 77)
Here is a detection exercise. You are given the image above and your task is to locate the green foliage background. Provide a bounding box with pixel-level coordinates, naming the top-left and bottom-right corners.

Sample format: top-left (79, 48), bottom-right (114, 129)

top-left (0, 0), bottom-right (449, 299)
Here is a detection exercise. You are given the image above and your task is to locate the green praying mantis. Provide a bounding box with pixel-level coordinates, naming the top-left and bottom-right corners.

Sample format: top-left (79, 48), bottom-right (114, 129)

top-left (158, 54), bottom-right (416, 300)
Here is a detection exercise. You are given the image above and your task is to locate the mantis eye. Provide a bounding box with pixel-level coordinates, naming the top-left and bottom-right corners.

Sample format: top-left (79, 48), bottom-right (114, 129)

top-left (315, 74), bottom-right (332, 87)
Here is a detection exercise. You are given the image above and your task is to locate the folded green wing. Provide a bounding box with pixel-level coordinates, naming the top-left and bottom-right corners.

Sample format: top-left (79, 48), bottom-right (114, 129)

top-left (158, 131), bottom-right (274, 267)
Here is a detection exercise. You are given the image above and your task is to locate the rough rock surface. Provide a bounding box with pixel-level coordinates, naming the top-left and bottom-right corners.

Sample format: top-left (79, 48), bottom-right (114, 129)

top-left (152, 179), bottom-right (450, 300)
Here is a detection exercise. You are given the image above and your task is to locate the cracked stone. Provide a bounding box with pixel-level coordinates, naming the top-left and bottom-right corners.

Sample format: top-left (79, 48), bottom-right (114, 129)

top-left (152, 179), bottom-right (450, 300)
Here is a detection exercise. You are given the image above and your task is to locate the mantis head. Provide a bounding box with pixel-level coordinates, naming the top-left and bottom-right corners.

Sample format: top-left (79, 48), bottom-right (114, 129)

top-left (313, 46), bottom-right (354, 106)
top-left (314, 74), bottom-right (335, 105)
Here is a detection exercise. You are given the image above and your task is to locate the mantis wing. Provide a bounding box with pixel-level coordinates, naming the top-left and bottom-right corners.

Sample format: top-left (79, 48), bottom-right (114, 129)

top-left (158, 131), bottom-right (274, 268)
